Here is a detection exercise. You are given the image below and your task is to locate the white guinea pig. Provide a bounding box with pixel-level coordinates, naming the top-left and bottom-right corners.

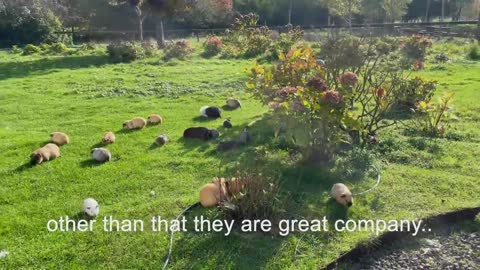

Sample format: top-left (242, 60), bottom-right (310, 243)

top-left (83, 198), bottom-right (99, 217)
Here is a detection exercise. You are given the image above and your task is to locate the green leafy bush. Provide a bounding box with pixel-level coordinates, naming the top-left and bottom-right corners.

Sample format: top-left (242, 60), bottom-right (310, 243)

top-left (142, 39), bottom-right (159, 57)
top-left (401, 35), bottom-right (432, 70)
top-left (11, 45), bottom-right (22, 54)
top-left (107, 42), bottom-right (145, 63)
top-left (163, 40), bottom-right (195, 61)
top-left (221, 13), bottom-right (272, 58)
top-left (22, 44), bottom-right (42, 55)
top-left (398, 77), bottom-right (437, 108)
top-left (202, 35), bottom-right (222, 57)
top-left (217, 175), bottom-right (286, 223)
top-left (48, 42), bottom-right (69, 54)
top-left (412, 93), bottom-right (456, 137)
top-left (467, 43), bottom-right (480, 60)
top-left (0, 5), bottom-right (65, 47)
top-left (271, 26), bottom-right (304, 57)
top-left (247, 37), bottom-right (422, 162)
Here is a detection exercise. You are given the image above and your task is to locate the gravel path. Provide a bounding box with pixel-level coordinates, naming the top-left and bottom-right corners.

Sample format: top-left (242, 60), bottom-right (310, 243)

top-left (345, 231), bottom-right (480, 270)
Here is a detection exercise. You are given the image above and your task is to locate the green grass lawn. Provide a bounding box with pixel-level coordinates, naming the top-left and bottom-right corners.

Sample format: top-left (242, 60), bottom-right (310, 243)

top-left (0, 41), bottom-right (479, 269)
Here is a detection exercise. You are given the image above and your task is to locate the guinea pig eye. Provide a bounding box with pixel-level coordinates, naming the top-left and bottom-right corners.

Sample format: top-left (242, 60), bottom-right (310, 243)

top-left (87, 207), bottom-right (91, 210)
top-left (341, 194), bottom-right (347, 198)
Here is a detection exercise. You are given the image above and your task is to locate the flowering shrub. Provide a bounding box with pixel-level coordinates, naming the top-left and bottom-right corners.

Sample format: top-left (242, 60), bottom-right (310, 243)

top-left (401, 35), bottom-right (433, 70)
top-left (338, 72), bottom-right (358, 88)
top-left (202, 35), bottom-right (222, 57)
top-left (221, 13), bottom-right (272, 58)
top-left (413, 93), bottom-right (455, 137)
top-left (107, 42), bottom-right (145, 63)
top-left (248, 38), bottom-right (432, 161)
top-left (163, 40), bottom-right (195, 61)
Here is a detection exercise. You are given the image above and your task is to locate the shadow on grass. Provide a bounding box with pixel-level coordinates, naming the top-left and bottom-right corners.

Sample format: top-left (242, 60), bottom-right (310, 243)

top-left (148, 143), bottom-right (164, 150)
top-left (79, 159), bottom-right (104, 168)
top-left (173, 113), bottom-right (373, 268)
top-left (191, 116), bottom-right (220, 123)
top-left (221, 105), bottom-right (241, 112)
top-left (0, 55), bottom-right (111, 81)
top-left (14, 162), bottom-right (35, 173)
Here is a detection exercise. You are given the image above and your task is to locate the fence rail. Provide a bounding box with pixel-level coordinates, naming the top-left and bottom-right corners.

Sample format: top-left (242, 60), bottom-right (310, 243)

top-left (55, 20), bottom-right (479, 42)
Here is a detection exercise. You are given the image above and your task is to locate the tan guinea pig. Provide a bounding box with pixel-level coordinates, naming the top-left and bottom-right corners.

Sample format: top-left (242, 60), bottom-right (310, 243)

top-left (199, 183), bottom-right (221, 208)
top-left (50, 132), bottom-right (69, 146)
top-left (31, 143), bottom-right (61, 165)
top-left (123, 117), bottom-right (147, 130)
top-left (330, 183), bottom-right (353, 207)
top-left (102, 131), bottom-right (116, 144)
top-left (147, 114), bottom-right (163, 125)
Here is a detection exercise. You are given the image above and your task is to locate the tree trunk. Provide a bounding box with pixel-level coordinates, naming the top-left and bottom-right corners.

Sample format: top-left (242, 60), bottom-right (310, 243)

top-left (288, 0), bottom-right (293, 25)
top-left (425, 0), bottom-right (431, 22)
top-left (155, 18), bottom-right (165, 48)
top-left (441, 0), bottom-right (445, 22)
top-left (138, 17), bottom-right (144, 41)
top-left (477, 10), bottom-right (480, 41)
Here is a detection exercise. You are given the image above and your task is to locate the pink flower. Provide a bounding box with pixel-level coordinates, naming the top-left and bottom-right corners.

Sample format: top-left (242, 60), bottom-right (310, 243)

top-left (338, 72), bottom-right (358, 88)
top-left (377, 88), bottom-right (385, 98)
top-left (322, 90), bottom-right (343, 105)
top-left (291, 99), bottom-right (305, 112)
top-left (276, 86), bottom-right (298, 98)
top-left (306, 77), bottom-right (328, 92)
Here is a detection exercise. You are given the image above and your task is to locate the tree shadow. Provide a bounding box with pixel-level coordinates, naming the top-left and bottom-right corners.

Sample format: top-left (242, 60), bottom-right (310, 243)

top-left (0, 55), bottom-right (111, 81)
top-left (384, 105), bottom-right (415, 120)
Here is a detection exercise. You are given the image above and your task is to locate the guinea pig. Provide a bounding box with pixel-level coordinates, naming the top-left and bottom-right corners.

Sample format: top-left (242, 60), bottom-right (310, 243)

top-left (199, 177), bottom-right (247, 208)
top-left (147, 114), bottom-right (163, 125)
top-left (199, 183), bottom-right (221, 208)
top-left (50, 132), bottom-right (69, 146)
top-left (31, 143), bottom-right (61, 165)
top-left (330, 183), bottom-right (353, 207)
top-left (123, 117), bottom-right (147, 130)
top-left (200, 106), bottom-right (222, 119)
top-left (184, 127), bottom-right (219, 141)
top-left (102, 131), bottom-right (116, 144)
top-left (223, 119), bottom-right (233, 128)
top-left (83, 198), bottom-right (99, 217)
top-left (155, 134), bottom-right (169, 146)
top-left (91, 148), bottom-right (111, 163)
top-left (238, 127), bottom-right (251, 145)
top-left (226, 98), bottom-right (242, 109)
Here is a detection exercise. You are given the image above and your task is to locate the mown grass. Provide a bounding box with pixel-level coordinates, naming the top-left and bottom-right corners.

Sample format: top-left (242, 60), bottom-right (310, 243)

top-left (0, 39), bottom-right (479, 269)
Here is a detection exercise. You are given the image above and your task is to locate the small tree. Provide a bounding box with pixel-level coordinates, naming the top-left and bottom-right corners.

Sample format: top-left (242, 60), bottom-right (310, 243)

top-left (109, 0), bottom-right (150, 41)
top-left (382, 0), bottom-right (411, 22)
top-left (321, 0), bottom-right (362, 28)
top-left (146, 0), bottom-right (196, 47)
